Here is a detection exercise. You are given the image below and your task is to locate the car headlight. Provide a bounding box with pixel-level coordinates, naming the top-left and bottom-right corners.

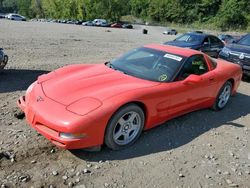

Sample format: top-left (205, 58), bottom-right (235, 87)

top-left (59, 132), bottom-right (86, 139)
top-left (221, 47), bottom-right (230, 57)
top-left (26, 81), bottom-right (36, 95)
top-left (66, 97), bottom-right (102, 116)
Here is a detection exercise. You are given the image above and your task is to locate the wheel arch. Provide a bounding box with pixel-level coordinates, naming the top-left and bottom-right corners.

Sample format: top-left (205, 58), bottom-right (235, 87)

top-left (103, 101), bottom-right (148, 139)
top-left (227, 78), bottom-right (235, 93)
top-left (107, 101), bottom-right (148, 126)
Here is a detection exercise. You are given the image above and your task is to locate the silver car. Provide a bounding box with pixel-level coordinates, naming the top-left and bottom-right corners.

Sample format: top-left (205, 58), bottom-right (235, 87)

top-left (163, 28), bottom-right (178, 35)
top-left (6, 13), bottom-right (26, 21)
top-left (82, 21), bottom-right (94, 26)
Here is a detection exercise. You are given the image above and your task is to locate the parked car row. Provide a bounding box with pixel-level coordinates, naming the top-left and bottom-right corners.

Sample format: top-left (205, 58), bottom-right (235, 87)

top-left (164, 31), bottom-right (250, 78)
top-left (31, 18), bottom-right (134, 29)
top-left (82, 19), bottom-right (133, 29)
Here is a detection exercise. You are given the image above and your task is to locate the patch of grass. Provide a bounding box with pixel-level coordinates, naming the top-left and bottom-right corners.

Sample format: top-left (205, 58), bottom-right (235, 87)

top-left (121, 15), bottom-right (248, 35)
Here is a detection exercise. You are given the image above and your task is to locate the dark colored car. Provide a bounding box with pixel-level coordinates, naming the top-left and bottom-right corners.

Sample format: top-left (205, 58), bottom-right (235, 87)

top-left (191, 31), bottom-right (203, 34)
top-left (164, 32), bottom-right (224, 58)
top-left (219, 33), bottom-right (250, 77)
top-left (0, 48), bottom-right (8, 70)
top-left (122, 24), bottom-right (133, 29)
top-left (75, 20), bottom-right (84, 25)
top-left (218, 34), bottom-right (236, 44)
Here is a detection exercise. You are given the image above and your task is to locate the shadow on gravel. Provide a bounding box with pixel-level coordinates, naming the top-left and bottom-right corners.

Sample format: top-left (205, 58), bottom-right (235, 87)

top-left (71, 92), bottom-right (250, 161)
top-left (0, 69), bottom-right (48, 93)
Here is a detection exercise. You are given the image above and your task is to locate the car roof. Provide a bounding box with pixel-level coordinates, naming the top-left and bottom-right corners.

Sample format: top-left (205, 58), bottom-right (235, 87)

top-left (185, 32), bottom-right (221, 40)
top-left (186, 32), bottom-right (210, 37)
top-left (144, 44), bottom-right (202, 57)
top-left (237, 33), bottom-right (250, 42)
top-left (242, 33), bottom-right (250, 38)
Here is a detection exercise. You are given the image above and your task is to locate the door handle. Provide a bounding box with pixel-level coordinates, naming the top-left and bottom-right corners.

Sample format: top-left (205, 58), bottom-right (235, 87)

top-left (209, 77), bottom-right (215, 81)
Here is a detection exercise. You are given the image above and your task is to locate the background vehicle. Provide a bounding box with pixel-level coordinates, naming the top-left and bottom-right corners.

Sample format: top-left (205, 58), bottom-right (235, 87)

top-left (164, 32), bottom-right (224, 58)
top-left (111, 23), bottom-right (123, 28)
top-left (18, 45), bottom-right (241, 150)
top-left (82, 21), bottom-right (94, 26)
top-left (93, 19), bottom-right (107, 26)
top-left (163, 29), bottom-right (178, 35)
top-left (219, 33), bottom-right (250, 77)
top-left (122, 24), bottom-right (133, 29)
top-left (75, 20), bottom-right (83, 25)
top-left (100, 22), bottom-right (111, 27)
top-left (0, 48), bottom-right (8, 70)
top-left (6, 13), bottom-right (26, 21)
top-left (218, 34), bottom-right (236, 44)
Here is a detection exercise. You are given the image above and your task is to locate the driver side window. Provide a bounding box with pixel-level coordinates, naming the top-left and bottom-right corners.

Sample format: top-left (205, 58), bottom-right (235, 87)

top-left (177, 55), bottom-right (208, 80)
top-left (203, 37), bottom-right (210, 45)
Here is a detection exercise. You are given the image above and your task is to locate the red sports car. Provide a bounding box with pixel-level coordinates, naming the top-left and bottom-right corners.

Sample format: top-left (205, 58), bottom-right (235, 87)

top-left (111, 23), bottom-right (123, 28)
top-left (18, 44), bottom-right (242, 150)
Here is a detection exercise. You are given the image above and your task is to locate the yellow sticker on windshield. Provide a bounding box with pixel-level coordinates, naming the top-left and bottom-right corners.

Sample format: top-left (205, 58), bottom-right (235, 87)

top-left (159, 74), bottom-right (168, 81)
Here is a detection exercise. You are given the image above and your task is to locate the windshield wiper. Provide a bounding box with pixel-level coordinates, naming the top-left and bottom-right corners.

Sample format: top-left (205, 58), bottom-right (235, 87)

top-left (105, 61), bottom-right (127, 74)
top-left (105, 61), bottom-right (115, 69)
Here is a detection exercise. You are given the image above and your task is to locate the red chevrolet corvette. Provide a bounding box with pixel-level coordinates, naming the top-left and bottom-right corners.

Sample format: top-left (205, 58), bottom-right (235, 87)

top-left (18, 44), bottom-right (242, 150)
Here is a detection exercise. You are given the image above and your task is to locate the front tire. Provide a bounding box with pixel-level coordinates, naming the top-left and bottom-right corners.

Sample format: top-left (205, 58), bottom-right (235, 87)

top-left (105, 104), bottom-right (144, 150)
top-left (4, 55), bottom-right (8, 64)
top-left (212, 81), bottom-right (232, 111)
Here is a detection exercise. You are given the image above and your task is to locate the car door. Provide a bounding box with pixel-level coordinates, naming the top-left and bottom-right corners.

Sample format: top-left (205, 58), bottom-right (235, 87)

top-left (208, 36), bottom-right (224, 57)
top-left (200, 36), bottom-right (213, 56)
top-left (168, 54), bottom-right (218, 116)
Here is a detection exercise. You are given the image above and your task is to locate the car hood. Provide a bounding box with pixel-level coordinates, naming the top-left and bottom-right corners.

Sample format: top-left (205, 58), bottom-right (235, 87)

top-left (40, 64), bottom-right (159, 105)
top-left (165, 41), bottom-right (200, 49)
top-left (226, 43), bottom-right (250, 54)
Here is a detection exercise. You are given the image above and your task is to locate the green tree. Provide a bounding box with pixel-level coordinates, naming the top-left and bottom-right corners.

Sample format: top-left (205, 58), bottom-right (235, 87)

top-left (215, 0), bottom-right (247, 30)
top-left (17, 0), bottom-right (32, 17)
top-left (30, 0), bottom-right (44, 17)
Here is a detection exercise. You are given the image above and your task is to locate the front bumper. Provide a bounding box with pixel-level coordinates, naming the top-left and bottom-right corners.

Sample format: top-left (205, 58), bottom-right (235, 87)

top-left (17, 84), bottom-right (103, 149)
top-left (219, 53), bottom-right (250, 76)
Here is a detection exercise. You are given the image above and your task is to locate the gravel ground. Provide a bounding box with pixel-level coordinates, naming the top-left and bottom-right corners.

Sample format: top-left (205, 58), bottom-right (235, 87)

top-left (0, 19), bottom-right (250, 188)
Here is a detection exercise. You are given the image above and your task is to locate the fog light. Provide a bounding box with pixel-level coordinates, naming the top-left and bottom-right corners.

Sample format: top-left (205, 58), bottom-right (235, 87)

top-left (59, 132), bottom-right (86, 139)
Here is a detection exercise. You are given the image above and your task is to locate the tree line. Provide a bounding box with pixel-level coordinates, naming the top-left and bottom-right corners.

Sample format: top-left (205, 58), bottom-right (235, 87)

top-left (0, 0), bottom-right (250, 31)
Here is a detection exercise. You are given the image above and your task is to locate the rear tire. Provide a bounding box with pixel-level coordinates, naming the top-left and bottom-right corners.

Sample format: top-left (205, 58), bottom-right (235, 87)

top-left (105, 104), bottom-right (144, 150)
top-left (212, 81), bottom-right (232, 111)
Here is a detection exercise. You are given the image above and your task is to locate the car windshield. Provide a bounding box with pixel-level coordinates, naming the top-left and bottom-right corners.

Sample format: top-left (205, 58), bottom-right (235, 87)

top-left (237, 35), bottom-right (250, 46)
top-left (175, 34), bottom-right (203, 43)
top-left (107, 47), bottom-right (185, 82)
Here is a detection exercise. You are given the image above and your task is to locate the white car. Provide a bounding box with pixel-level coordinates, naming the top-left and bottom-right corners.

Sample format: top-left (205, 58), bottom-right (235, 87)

top-left (6, 14), bottom-right (26, 21)
top-left (92, 19), bottom-right (107, 26)
top-left (163, 29), bottom-right (178, 35)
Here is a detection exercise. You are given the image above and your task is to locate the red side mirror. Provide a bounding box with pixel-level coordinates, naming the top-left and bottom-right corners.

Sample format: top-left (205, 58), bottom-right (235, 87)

top-left (182, 74), bottom-right (202, 85)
